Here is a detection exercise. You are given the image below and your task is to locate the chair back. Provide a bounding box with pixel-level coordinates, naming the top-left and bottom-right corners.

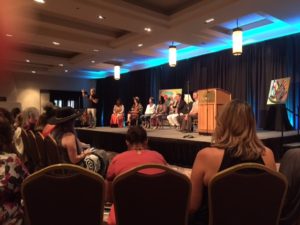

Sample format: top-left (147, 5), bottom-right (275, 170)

top-left (20, 129), bottom-right (35, 172)
top-left (44, 135), bottom-right (61, 165)
top-left (35, 132), bottom-right (47, 168)
top-left (113, 164), bottom-right (191, 225)
top-left (22, 163), bottom-right (105, 225)
top-left (27, 130), bottom-right (41, 170)
top-left (208, 163), bottom-right (288, 225)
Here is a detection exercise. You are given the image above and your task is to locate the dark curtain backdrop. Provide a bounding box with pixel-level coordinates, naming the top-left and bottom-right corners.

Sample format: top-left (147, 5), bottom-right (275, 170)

top-left (96, 33), bottom-right (300, 129)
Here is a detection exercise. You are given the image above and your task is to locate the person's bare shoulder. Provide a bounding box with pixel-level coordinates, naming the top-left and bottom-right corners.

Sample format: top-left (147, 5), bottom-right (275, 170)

top-left (262, 147), bottom-right (277, 171)
top-left (195, 147), bottom-right (223, 165)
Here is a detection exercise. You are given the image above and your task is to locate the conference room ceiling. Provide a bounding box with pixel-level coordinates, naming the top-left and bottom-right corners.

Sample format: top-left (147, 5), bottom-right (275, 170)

top-left (4, 0), bottom-right (300, 79)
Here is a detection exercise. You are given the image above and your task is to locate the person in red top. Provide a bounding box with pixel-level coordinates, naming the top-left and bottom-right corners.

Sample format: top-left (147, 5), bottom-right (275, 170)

top-left (106, 126), bottom-right (167, 225)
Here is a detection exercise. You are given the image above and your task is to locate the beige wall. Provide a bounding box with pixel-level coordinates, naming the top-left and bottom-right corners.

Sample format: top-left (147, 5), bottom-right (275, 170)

top-left (0, 73), bottom-right (96, 111)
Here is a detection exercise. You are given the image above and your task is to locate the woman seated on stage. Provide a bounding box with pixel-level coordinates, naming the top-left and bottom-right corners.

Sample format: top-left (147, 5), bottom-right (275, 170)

top-left (105, 126), bottom-right (167, 225)
top-left (189, 100), bottom-right (276, 225)
top-left (126, 96), bottom-right (143, 126)
top-left (140, 97), bottom-right (156, 129)
top-left (150, 96), bottom-right (167, 129)
top-left (110, 98), bottom-right (124, 128)
top-left (49, 107), bottom-right (108, 176)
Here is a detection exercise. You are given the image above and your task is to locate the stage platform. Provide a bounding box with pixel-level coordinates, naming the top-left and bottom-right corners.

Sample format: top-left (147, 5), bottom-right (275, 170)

top-left (77, 127), bottom-right (300, 168)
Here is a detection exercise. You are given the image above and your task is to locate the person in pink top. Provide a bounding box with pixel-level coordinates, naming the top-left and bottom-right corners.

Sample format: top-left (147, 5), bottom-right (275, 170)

top-left (106, 126), bottom-right (167, 225)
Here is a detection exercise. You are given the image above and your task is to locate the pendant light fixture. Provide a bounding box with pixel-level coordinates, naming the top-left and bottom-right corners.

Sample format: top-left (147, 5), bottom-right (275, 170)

top-left (169, 42), bottom-right (177, 67)
top-left (232, 19), bottom-right (243, 56)
top-left (114, 65), bottom-right (120, 80)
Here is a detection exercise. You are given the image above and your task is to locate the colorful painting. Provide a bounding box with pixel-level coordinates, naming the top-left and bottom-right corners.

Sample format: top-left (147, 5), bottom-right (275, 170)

top-left (159, 89), bottom-right (182, 101)
top-left (267, 77), bottom-right (291, 105)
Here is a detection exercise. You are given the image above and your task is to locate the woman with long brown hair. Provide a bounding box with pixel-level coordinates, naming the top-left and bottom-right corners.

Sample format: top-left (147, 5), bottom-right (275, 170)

top-left (189, 99), bottom-right (276, 225)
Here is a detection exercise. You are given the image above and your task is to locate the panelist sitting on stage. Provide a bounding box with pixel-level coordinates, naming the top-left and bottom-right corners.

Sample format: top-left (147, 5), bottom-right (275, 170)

top-left (189, 100), bottom-right (276, 225)
top-left (181, 91), bottom-right (198, 133)
top-left (110, 98), bottom-right (124, 128)
top-left (151, 96), bottom-right (168, 129)
top-left (105, 126), bottom-right (167, 225)
top-left (167, 93), bottom-right (186, 129)
top-left (140, 97), bottom-right (156, 129)
top-left (126, 96), bottom-right (143, 126)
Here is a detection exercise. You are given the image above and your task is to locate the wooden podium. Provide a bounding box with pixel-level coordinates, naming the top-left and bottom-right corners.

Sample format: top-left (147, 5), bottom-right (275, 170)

top-left (198, 88), bottom-right (231, 134)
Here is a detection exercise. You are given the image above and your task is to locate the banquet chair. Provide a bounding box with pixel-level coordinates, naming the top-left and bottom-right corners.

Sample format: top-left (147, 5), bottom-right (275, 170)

top-left (27, 130), bottom-right (42, 171)
top-left (22, 163), bottom-right (105, 225)
top-left (208, 163), bottom-right (287, 225)
top-left (44, 135), bottom-right (61, 165)
top-left (35, 131), bottom-right (47, 168)
top-left (113, 164), bottom-right (191, 225)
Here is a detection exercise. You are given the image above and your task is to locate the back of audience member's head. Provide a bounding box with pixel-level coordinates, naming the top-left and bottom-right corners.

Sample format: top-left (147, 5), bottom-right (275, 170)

top-left (125, 126), bottom-right (147, 147)
top-left (11, 107), bottom-right (21, 120)
top-left (279, 149), bottom-right (300, 225)
top-left (0, 107), bottom-right (13, 124)
top-left (36, 102), bottom-right (57, 131)
top-left (212, 99), bottom-right (265, 160)
top-left (0, 116), bottom-right (14, 153)
top-left (22, 107), bottom-right (39, 130)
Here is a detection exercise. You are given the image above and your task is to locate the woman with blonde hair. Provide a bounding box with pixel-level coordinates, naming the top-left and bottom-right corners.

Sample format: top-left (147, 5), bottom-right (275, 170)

top-left (189, 99), bottom-right (276, 225)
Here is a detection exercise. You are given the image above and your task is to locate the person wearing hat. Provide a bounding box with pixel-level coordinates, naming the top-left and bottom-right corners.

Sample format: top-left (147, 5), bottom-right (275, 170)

top-left (49, 107), bottom-right (108, 175)
top-left (126, 96), bottom-right (143, 126)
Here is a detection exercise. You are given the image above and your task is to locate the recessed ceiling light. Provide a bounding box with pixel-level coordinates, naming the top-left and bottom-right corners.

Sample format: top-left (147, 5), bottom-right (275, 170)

top-left (34, 0), bottom-right (45, 3)
top-left (98, 15), bottom-right (106, 20)
top-left (144, 27), bottom-right (152, 32)
top-left (6, 34), bottom-right (13, 37)
top-left (137, 43), bottom-right (143, 47)
top-left (64, 69), bottom-right (68, 73)
top-left (31, 70), bottom-right (36, 74)
top-left (58, 63), bottom-right (64, 67)
top-left (205, 18), bottom-right (215, 24)
top-left (52, 41), bottom-right (60, 46)
top-left (91, 60), bottom-right (95, 63)
top-left (93, 49), bottom-right (99, 52)
top-left (26, 59), bottom-right (30, 63)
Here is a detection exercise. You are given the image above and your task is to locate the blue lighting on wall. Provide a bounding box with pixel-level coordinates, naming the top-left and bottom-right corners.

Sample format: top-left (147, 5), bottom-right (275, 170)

top-left (81, 13), bottom-right (300, 79)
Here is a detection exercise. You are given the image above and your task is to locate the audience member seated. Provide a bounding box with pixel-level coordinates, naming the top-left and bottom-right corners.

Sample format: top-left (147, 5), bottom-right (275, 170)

top-left (151, 96), bottom-right (168, 129)
top-left (13, 107), bottom-right (39, 158)
top-left (0, 116), bottom-right (29, 225)
top-left (49, 107), bottom-right (108, 176)
top-left (279, 149), bottom-right (300, 225)
top-left (126, 96), bottom-right (143, 126)
top-left (10, 107), bottom-right (20, 128)
top-left (21, 107), bottom-right (39, 132)
top-left (181, 91), bottom-right (199, 133)
top-left (140, 97), bottom-right (156, 129)
top-left (35, 102), bottom-right (57, 137)
top-left (105, 126), bottom-right (167, 225)
top-left (189, 99), bottom-right (276, 225)
top-left (110, 98), bottom-right (124, 128)
top-left (167, 93), bottom-right (186, 129)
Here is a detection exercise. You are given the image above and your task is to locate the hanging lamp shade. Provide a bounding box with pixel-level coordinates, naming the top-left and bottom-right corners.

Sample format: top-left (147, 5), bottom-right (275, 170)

top-left (232, 27), bottom-right (243, 56)
top-left (169, 45), bottom-right (177, 67)
top-left (114, 65), bottom-right (120, 80)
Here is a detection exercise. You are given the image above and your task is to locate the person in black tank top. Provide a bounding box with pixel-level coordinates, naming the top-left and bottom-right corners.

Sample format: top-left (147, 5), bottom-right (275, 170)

top-left (189, 100), bottom-right (277, 225)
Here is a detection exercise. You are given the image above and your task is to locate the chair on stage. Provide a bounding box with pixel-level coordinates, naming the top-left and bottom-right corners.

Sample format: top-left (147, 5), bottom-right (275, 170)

top-left (112, 164), bottom-right (191, 225)
top-left (22, 163), bottom-right (105, 225)
top-left (208, 163), bottom-right (287, 225)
